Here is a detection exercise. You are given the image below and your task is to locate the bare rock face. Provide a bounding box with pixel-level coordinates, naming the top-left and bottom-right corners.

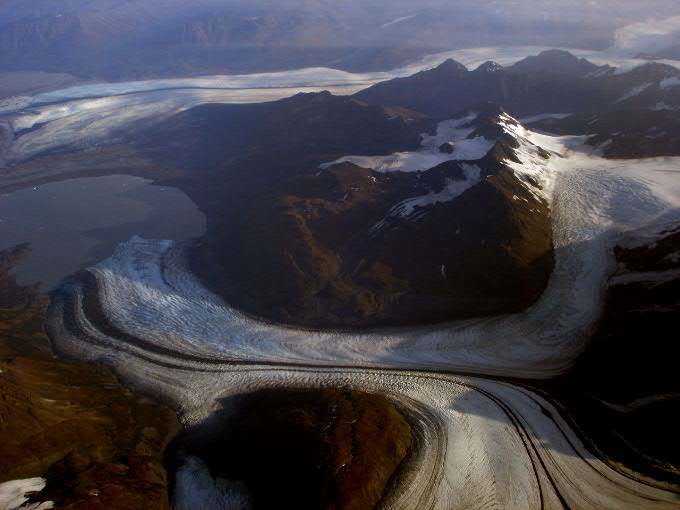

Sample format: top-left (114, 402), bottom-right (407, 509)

top-left (181, 388), bottom-right (413, 510)
top-left (0, 245), bottom-right (179, 509)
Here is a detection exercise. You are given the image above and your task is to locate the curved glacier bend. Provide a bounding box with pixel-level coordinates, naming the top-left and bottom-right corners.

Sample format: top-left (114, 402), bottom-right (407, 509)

top-left (48, 147), bottom-right (680, 378)
top-left (42, 115), bottom-right (680, 508)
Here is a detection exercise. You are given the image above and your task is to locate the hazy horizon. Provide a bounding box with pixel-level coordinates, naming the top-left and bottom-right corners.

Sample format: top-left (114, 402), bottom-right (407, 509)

top-left (1, 0), bottom-right (679, 82)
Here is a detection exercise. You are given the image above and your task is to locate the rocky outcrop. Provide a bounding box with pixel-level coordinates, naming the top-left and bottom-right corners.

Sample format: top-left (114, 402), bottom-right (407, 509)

top-left (179, 388), bottom-right (412, 510)
top-left (0, 245), bottom-right (180, 509)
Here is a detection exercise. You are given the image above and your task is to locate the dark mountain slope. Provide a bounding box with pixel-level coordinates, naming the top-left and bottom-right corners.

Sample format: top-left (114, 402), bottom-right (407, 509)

top-left (144, 101), bottom-right (558, 327)
top-left (530, 108), bottom-right (680, 158)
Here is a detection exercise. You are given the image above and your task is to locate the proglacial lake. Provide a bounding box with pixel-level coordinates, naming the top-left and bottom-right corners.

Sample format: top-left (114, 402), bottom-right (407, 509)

top-left (0, 174), bottom-right (205, 290)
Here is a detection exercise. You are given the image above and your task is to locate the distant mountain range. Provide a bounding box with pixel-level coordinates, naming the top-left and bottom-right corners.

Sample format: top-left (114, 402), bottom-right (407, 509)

top-left (355, 50), bottom-right (680, 117)
top-left (1, 0), bottom-right (678, 79)
top-left (356, 49), bottom-right (680, 158)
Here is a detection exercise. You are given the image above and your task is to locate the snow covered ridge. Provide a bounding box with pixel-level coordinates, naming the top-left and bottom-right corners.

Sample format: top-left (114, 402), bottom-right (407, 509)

top-left (494, 112), bottom-right (572, 201)
top-left (321, 110), bottom-right (564, 212)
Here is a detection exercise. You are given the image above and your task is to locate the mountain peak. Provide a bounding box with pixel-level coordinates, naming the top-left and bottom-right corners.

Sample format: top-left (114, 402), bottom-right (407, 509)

top-left (475, 61), bottom-right (504, 73)
top-left (623, 61), bottom-right (680, 80)
top-left (464, 101), bottom-right (506, 120)
top-left (510, 49), bottom-right (599, 77)
top-left (433, 58), bottom-right (468, 74)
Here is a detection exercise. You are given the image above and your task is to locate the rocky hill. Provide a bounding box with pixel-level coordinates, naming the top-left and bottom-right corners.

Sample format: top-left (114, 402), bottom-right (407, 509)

top-left (149, 98), bottom-right (559, 327)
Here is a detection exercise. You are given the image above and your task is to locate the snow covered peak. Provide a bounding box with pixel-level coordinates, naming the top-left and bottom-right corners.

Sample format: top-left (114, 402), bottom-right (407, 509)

top-left (475, 61), bottom-right (504, 72)
top-left (494, 112), bottom-right (567, 201)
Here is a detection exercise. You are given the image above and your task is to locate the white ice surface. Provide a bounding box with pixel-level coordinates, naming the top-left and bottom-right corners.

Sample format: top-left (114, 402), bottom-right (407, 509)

top-left (156, 367), bottom-right (678, 509)
top-left (0, 478), bottom-right (53, 510)
top-left (3, 86), bottom-right (368, 163)
top-left (37, 345), bottom-right (680, 510)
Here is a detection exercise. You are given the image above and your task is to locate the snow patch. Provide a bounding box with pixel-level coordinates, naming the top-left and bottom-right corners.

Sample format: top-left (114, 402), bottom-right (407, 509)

top-left (614, 82), bottom-right (654, 103)
top-left (660, 76), bottom-right (680, 89)
top-left (421, 112), bottom-right (479, 149)
top-left (370, 163), bottom-right (481, 233)
top-left (390, 163), bottom-right (481, 218)
top-left (320, 114), bottom-right (492, 173)
top-left (651, 102), bottom-right (679, 111)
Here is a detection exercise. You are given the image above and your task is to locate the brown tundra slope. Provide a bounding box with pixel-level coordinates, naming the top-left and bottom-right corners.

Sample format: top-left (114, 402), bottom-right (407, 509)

top-left (0, 244), bottom-right (179, 510)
